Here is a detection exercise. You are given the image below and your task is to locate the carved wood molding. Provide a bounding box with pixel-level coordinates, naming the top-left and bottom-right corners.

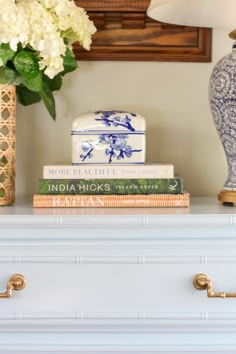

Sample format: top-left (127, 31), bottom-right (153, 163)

top-left (74, 0), bottom-right (212, 62)
top-left (76, 0), bottom-right (149, 12)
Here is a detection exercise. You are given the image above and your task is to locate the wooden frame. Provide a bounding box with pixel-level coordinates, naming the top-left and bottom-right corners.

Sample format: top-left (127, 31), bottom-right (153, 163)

top-left (74, 0), bottom-right (212, 62)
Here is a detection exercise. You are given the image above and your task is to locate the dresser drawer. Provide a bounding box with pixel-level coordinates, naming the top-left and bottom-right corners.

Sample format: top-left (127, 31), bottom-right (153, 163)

top-left (1, 198), bottom-right (236, 353)
top-left (1, 260), bottom-right (236, 319)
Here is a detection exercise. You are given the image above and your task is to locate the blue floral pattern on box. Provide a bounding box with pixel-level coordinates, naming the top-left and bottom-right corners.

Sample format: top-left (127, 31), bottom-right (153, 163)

top-left (80, 134), bottom-right (142, 163)
top-left (72, 110), bottom-right (146, 164)
top-left (94, 111), bottom-right (137, 132)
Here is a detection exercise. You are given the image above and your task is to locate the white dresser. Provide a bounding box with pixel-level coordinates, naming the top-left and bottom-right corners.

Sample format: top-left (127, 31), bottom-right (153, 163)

top-left (0, 197), bottom-right (236, 353)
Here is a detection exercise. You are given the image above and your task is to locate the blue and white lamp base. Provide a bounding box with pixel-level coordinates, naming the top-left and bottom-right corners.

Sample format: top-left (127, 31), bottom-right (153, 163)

top-left (210, 43), bottom-right (236, 204)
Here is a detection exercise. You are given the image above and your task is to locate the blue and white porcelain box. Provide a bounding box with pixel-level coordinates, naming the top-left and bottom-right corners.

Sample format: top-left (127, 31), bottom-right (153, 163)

top-left (71, 111), bottom-right (146, 164)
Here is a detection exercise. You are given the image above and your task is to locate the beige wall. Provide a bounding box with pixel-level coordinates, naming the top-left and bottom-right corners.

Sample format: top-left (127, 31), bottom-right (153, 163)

top-left (16, 29), bottom-right (232, 197)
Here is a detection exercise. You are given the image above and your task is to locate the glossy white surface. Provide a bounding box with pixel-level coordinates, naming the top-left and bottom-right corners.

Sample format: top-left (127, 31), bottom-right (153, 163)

top-left (72, 111), bottom-right (146, 132)
top-left (71, 111), bottom-right (146, 164)
top-left (72, 133), bottom-right (146, 164)
top-left (0, 197), bottom-right (236, 353)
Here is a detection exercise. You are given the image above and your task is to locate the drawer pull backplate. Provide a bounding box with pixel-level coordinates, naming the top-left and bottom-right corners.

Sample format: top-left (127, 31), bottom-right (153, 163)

top-left (0, 274), bottom-right (26, 298)
top-left (193, 273), bottom-right (236, 298)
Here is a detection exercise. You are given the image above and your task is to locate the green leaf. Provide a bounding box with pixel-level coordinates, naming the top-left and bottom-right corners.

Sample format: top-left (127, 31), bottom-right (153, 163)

top-left (22, 71), bottom-right (43, 92)
top-left (0, 67), bottom-right (23, 85)
top-left (39, 82), bottom-right (56, 120)
top-left (8, 73), bottom-right (23, 86)
top-left (16, 85), bottom-right (41, 106)
top-left (44, 74), bottom-right (62, 92)
top-left (0, 43), bottom-right (15, 65)
top-left (0, 67), bottom-right (11, 84)
top-left (14, 50), bottom-right (40, 79)
top-left (16, 81), bottom-right (56, 119)
top-left (4, 67), bottom-right (15, 83)
top-left (61, 47), bottom-right (77, 76)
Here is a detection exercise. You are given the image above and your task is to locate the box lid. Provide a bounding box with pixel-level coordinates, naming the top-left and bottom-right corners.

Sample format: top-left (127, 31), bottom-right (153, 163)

top-left (71, 111), bottom-right (146, 134)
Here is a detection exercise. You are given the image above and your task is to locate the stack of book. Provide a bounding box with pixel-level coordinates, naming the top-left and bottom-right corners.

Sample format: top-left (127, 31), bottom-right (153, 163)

top-left (33, 164), bottom-right (190, 208)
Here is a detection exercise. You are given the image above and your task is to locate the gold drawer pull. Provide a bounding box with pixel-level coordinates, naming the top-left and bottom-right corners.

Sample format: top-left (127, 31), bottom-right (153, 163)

top-left (193, 273), bottom-right (236, 298)
top-left (0, 274), bottom-right (26, 298)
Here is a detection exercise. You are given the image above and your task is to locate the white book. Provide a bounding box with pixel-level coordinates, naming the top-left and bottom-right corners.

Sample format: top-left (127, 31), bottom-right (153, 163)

top-left (43, 164), bottom-right (174, 179)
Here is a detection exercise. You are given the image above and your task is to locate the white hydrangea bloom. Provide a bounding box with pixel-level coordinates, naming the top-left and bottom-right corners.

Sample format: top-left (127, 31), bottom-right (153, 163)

top-left (40, 56), bottom-right (64, 79)
top-left (0, 0), bottom-right (96, 78)
top-left (0, 0), bottom-right (28, 49)
top-left (39, 0), bottom-right (97, 50)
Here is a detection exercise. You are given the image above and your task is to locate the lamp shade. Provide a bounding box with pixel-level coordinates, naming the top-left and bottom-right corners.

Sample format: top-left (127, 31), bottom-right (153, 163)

top-left (147, 0), bottom-right (236, 29)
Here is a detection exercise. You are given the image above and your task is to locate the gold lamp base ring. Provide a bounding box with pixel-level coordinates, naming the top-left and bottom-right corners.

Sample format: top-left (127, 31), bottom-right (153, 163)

top-left (218, 190), bottom-right (236, 206)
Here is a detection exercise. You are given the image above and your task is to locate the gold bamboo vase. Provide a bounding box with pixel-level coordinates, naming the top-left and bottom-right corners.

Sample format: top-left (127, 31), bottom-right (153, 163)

top-left (0, 84), bottom-right (16, 206)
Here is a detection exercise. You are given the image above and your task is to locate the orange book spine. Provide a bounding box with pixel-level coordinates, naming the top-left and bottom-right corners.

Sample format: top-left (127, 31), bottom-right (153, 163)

top-left (33, 194), bottom-right (190, 208)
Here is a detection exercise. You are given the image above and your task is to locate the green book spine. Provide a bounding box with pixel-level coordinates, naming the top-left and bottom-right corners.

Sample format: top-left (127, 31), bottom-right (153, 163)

top-left (37, 178), bottom-right (183, 195)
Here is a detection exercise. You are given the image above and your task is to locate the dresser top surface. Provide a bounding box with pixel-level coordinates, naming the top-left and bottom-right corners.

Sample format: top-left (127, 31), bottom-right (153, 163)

top-left (0, 197), bottom-right (235, 216)
top-left (0, 197), bottom-right (235, 238)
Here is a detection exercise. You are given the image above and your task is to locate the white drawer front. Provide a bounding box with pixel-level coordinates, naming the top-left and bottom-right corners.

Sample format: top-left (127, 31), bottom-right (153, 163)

top-left (1, 199), bottom-right (236, 352)
top-left (1, 262), bottom-right (236, 320)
